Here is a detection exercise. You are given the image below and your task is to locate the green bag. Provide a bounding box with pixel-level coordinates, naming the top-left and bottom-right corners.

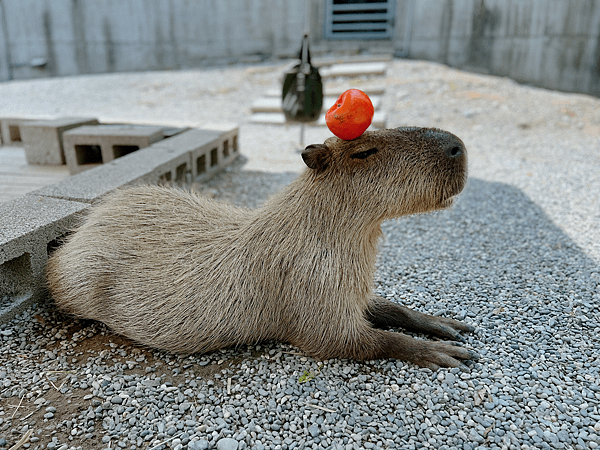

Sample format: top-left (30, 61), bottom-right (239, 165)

top-left (282, 34), bottom-right (324, 123)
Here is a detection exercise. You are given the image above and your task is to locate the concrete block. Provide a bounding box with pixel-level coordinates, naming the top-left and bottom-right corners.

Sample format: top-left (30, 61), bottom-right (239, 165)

top-left (31, 146), bottom-right (179, 204)
top-left (62, 124), bottom-right (165, 174)
top-left (320, 62), bottom-right (388, 79)
top-left (151, 128), bottom-right (221, 183)
top-left (0, 195), bottom-right (89, 324)
top-left (151, 127), bottom-right (239, 182)
top-left (190, 128), bottom-right (239, 181)
top-left (33, 128), bottom-right (239, 203)
top-left (21, 117), bottom-right (99, 165)
top-left (0, 118), bottom-right (35, 146)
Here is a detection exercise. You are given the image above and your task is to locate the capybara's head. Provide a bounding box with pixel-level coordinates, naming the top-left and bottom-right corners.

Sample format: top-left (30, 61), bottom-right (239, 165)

top-left (301, 127), bottom-right (467, 219)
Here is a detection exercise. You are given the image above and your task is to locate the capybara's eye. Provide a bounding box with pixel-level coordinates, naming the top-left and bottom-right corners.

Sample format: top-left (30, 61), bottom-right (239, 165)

top-left (351, 148), bottom-right (379, 160)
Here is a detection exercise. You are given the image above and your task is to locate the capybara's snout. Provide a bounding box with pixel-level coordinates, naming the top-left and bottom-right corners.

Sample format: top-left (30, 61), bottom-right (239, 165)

top-left (400, 127), bottom-right (466, 161)
top-left (431, 129), bottom-right (466, 160)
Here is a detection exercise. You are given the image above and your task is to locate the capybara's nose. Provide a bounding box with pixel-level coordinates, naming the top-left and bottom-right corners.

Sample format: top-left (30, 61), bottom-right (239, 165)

top-left (429, 129), bottom-right (465, 159)
top-left (445, 142), bottom-right (464, 158)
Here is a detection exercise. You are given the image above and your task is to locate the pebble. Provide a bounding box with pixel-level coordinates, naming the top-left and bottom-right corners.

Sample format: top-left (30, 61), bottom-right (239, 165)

top-left (188, 440), bottom-right (209, 450)
top-left (0, 58), bottom-right (599, 450)
top-left (216, 438), bottom-right (238, 450)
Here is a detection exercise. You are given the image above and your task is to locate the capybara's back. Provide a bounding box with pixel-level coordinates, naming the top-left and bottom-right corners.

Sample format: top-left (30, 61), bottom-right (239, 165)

top-left (48, 128), bottom-right (480, 369)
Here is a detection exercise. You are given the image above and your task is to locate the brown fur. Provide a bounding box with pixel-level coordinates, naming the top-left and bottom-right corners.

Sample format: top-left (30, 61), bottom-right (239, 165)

top-left (47, 127), bottom-right (478, 370)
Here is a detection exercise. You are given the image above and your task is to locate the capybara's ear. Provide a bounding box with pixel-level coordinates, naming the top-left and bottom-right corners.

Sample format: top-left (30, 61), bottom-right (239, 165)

top-left (302, 144), bottom-right (331, 172)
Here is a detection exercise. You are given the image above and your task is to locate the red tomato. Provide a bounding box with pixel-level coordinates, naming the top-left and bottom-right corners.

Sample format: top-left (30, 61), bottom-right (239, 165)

top-left (325, 89), bottom-right (374, 140)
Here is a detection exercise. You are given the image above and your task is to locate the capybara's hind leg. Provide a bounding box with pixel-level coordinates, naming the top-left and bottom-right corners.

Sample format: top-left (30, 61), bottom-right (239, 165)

top-left (366, 295), bottom-right (475, 342)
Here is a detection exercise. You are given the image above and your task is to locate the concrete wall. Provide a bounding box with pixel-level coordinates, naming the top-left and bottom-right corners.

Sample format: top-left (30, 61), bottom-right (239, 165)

top-left (0, 0), bottom-right (306, 80)
top-left (392, 0), bottom-right (600, 97)
top-left (1, 0), bottom-right (600, 97)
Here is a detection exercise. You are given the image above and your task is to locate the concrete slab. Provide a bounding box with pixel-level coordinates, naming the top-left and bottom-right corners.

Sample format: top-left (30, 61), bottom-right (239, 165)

top-left (0, 194), bottom-right (89, 324)
top-left (250, 111), bottom-right (387, 128)
top-left (320, 62), bottom-right (388, 79)
top-left (21, 117), bottom-right (99, 165)
top-left (264, 85), bottom-right (386, 98)
top-left (0, 117), bottom-right (35, 146)
top-left (312, 54), bottom-right (393, 68)
top-left (251, 96), bottom-right (382, 114)
top-left (62, 124), bottom-right (165, 174)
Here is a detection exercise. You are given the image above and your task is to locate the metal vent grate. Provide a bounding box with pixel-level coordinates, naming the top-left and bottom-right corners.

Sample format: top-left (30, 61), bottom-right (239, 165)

top-left (325, 0), bottom-right (395, 40)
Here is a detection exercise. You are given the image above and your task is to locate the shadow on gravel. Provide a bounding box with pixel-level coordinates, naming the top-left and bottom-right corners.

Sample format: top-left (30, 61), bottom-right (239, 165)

top-left (198, 167), bottom-right (599, 379)
top-left (378, 177), bottom-right (599, 382)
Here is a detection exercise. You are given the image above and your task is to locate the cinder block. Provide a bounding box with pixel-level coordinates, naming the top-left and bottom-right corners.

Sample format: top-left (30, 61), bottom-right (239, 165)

top-left (191, 128), bottom-right (239, 182)
top-left (0, 195), bottom-right (89, 324)
top-left (0, 118), bottom-right (35, 146)
top-left (31, 145), bottom-right (181, 204)
top-left (62, 124), bottom-right (165, 174)
top-left (151, 128), bottom-right (239, 182)
top-left (21, 117), bottom-right (99, 165)
top-left (33, 128), bottom-right (240, 203)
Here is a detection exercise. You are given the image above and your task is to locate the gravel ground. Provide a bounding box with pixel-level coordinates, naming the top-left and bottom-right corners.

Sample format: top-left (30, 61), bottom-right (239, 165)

top-left (0, 58), bottom-right (599, 450)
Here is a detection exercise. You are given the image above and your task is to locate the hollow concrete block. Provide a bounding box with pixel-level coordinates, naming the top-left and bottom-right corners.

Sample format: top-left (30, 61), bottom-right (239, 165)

top-left (0, 195), bottom-right (89, 324)
top-left (62, 124), bottom-right (165, 174)
top-left (0, 117), bottom-right (35, 146)
top-left (31, 146), bottom-right (175, 204)
top-left (33, 127), bottom-right (240, 203)
top-left (21, 117), bottom-right (99, 165)
top-left (180, 128), bottom-right (239, 181)
top-left (151, 128), bottom-right (235, 181)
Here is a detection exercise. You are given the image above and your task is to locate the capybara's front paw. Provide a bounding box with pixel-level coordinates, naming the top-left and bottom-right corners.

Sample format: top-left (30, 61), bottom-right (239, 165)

top-left (415, 340), bottom-right (480, 371)
top-left (427, 316), bottom-right (476, 343)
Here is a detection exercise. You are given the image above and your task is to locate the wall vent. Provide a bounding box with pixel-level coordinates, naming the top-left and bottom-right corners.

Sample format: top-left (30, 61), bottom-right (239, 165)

top-left (325, 0), bottom-right (395, 40)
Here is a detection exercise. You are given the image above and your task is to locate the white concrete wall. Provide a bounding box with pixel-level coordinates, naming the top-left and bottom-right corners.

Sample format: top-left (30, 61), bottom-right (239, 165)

top-left (1, 0), bottom-right (600, 97)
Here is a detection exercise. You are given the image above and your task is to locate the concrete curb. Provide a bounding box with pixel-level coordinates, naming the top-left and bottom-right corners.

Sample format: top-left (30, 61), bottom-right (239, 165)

top-left (0, 126), bottom-right (239, 324)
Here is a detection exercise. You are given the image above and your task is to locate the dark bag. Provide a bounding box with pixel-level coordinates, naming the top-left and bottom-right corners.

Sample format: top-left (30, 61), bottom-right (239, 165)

top-left (282, 34), bottom-right (324, 123)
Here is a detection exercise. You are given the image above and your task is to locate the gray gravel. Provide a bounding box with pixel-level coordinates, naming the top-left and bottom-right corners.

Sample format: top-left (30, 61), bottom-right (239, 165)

top-left (1, 58), bottom-right (599, 449)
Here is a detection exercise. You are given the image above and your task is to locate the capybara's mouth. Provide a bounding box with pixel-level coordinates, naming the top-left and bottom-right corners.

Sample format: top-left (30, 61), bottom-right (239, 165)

top-left (440, 196), bottom-right (457, 208)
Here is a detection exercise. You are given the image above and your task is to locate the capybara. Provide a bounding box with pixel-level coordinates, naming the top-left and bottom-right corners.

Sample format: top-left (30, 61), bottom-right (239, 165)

top-left (47, 127), bottom-right (478, 370)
